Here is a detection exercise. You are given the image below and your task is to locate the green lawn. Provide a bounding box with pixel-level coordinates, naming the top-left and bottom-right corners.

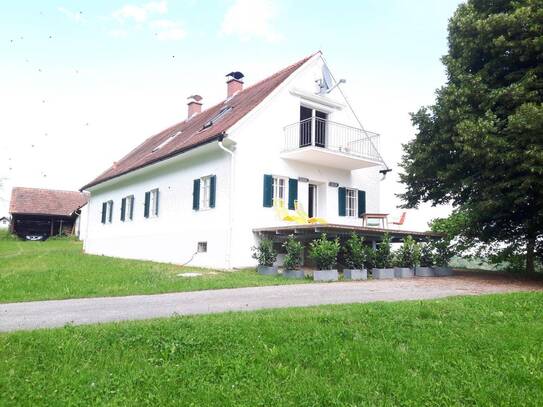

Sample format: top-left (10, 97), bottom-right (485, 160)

top-left (0, 234), bottom-right (308, 303)
top-left (1, 292), bottom-right (542, 405)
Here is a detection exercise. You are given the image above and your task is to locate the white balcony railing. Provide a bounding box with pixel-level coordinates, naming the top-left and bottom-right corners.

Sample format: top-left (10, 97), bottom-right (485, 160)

top-left (283, 118), bottom-right (381, 162)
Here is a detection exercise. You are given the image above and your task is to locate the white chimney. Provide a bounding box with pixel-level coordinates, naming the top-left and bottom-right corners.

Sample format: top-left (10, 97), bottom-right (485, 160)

top-left (187, 94), bottom-right (203, 119)
top-left (225, 71), bottom-right (244, 98)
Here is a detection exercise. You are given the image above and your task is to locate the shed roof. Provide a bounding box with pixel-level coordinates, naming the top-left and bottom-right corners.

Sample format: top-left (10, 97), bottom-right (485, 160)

top-left (9, 187), bottom-right (89, 217)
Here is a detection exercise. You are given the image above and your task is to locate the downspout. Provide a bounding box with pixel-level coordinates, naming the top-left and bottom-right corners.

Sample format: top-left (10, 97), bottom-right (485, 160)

top-left (218, 136), bottom-right (235, 269)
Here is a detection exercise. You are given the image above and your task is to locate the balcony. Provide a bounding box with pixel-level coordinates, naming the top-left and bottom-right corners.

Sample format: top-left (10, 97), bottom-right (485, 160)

top-left (281, 118), bottom-right (382, 170)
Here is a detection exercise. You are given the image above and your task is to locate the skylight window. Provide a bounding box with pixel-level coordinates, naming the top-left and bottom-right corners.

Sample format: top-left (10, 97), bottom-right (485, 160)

top-left (152, 131), bottom-right (181, 152)
top-left (203, 106), bottom-right (233, 129)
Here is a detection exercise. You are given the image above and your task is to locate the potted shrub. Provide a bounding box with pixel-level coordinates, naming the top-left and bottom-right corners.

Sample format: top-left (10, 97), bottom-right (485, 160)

top-left (282, 235), bottom-right (305, 279)
top-left (433, 238), bottom-right (454, 276)
top-left (393, 236), bottom-right (419, 278)
top-left (372, 233), bottom-right (395, 279)
top-left (309, 234), bottom-right (340, 282)
top-left (342, 233), bottom-right (368, 280)
top-left (251, 238), bottom-right (278, 275)
top-left (416, 242), bottom-right (436, 276)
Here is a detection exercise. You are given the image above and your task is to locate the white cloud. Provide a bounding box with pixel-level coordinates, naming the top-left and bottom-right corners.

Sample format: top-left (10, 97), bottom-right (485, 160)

top-left (112, 1), bottom-right (167, 23)
top-left (220, 0), bottom-right (282, 43)
top-left (149, 20), bottom-right (186, 41)
top-left (58, 6), bottom-right (83, 22)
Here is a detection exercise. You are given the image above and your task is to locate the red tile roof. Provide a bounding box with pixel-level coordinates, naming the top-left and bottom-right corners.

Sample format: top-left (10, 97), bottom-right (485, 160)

top-left (9, 187), bottom-right (89, 217)
top-left (82, 52), bottom-right (318, 190)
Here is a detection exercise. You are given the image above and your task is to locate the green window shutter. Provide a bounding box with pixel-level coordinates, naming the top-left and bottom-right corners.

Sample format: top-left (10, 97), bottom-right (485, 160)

top-left (338, 187), bottom-right (346, 216)
top-left (129, 196), bottom-right (134, 220)
top-left (209, 175), bottom-right (217, 208)
top-left (108, 201), bottom-right (113, 223)
top-left (288, 178), bottom-right (298, 210)
top-left (263, 174), bottom-right (273, 207)
top-left (154, 190), bottom-right (160, 216)
top-left (120, 198), bottom-right (126, 221)
top-left (101, 202), bottom-right (107, 224)
top-left (144, 192), bottom-right (150, 218)
top-left (358, 190), bottom-right (366, 217)
top-left (193, 179), bottom-right (200, 210)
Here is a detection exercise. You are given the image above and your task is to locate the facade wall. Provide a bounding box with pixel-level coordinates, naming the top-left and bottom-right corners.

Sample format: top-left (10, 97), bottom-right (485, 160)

top-left (228, 55), bottom-right (382, 267)
top-left (84, 144), bottom-right (232, 269)
top-left (83, 54), bottom-right (384, 269)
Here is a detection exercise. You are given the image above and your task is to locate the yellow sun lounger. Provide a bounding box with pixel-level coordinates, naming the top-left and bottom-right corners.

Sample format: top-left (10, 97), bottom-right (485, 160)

top-left (294, 202), bottom-right (328, 224)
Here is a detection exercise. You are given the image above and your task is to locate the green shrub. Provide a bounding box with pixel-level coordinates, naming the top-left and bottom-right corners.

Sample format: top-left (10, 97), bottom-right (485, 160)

top-left (419, 243), bottom-right (435, 267)
top-left (374, 233), bottom-right (393, 268)
top-left (251, 239), bottom-right (277, 267)
top-left (433, 238), bottom-right (454, 267)
top-left (282, 235), bottom-right (304, 270)
top-left (393, 236), bottom-right (420, 268)
top-left (309, 234), bottom-right (340, 270)
top-left (364, 246), bottom-right (376, 269)
top-left (343, 233), bottom-right (366, 269)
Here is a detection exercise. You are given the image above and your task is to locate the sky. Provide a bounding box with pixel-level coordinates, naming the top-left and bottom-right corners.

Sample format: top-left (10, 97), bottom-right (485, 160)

top-left (0, 0), bottom-right (463, 231)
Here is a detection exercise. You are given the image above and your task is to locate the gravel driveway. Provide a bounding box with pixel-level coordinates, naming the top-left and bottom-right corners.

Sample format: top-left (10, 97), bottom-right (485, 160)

top-left (1, 271), bottom-right (541, 333)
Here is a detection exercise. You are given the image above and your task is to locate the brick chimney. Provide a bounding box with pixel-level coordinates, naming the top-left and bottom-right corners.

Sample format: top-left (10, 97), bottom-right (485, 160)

top-left (225, 71), bottom-right (244, 98)
top-left (187, 95), bottom-right (203, 119)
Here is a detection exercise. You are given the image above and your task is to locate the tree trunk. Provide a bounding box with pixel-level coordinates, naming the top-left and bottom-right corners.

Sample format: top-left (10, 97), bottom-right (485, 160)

top-left (526, 235), bottom-right (536, 274)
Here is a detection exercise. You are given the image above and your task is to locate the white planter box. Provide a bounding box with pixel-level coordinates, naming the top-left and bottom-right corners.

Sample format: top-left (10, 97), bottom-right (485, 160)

top-left (257, 265), bottom-right (278, 275)
top-left (283, 270), bottom-right (305, 279)
top-left (372, 268), bottom-right (395, 279)
top-left (435, 266), bottom-right (453, 276)
top-left (394, 267), bottom-right (414, 278)
top-left (415, 267), bottom-right (435, 277)
top-left (343, 269), bottom-right (367, 281)
top-left (313, 269), bottom-right (339, 282)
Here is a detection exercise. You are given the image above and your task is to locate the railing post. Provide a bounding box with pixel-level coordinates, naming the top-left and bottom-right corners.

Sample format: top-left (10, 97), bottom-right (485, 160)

top-left (311, 115), bottom-right (315, 146)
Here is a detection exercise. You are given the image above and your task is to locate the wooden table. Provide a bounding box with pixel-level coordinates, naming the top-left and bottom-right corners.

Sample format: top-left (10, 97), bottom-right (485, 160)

top-left (361, 213), bottom-right (389, 228)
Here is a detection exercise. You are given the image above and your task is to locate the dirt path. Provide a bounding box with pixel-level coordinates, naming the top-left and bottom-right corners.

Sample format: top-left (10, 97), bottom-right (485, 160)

top-left (1, 271), bottom-right (541, 333)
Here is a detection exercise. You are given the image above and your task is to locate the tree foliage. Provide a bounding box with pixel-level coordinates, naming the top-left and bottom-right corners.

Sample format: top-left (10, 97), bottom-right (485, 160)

top-left (399, 0), bottom-right (543, 272)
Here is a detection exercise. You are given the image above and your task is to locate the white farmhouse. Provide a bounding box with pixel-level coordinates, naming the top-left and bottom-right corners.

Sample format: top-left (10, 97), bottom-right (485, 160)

top-left (81, 52), bottom-right (430, 269)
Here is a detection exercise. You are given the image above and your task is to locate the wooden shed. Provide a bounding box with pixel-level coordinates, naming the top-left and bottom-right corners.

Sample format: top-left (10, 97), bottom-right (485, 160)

top-left (9, 187), bottom-right (89, 239)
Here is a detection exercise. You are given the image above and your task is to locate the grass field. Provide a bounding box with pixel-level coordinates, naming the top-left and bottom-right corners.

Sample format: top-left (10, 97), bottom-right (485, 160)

top-left (1, 292), bottom-right (542, 405)
top-left (0, 233), bottom-right (308, 303)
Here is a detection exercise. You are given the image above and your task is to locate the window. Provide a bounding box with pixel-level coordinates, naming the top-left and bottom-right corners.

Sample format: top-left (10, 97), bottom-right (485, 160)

top-left (203, 106), bottom-right (233, 129)
top-left (150, 189), bottom-right (159, 217)
top-left (272, 176), bottom-right (287, 205)
top-left (144, 189), bottom-right (159, 218)
top-left (346, 189), bottom-right (357, 217)
top-left (194, 175), bottom-right (216, 211)
top-left (121, 195), bottom-right (134, 222)
top-left (197, 241), bottom-right (207, 253)
top-left (101, 200), bottom-right (113, 224)
top-left (200, 176), bottom-right (212, 210)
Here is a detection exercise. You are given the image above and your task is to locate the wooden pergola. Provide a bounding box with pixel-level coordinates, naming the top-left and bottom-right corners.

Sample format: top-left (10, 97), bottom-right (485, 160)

top-left (254, 223), bottom-right (441, 246)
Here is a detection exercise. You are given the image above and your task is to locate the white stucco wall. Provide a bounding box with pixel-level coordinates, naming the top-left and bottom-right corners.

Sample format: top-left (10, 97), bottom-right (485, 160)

top-left (84, 143), bottom-right (233, 269)
top-left (83, 54), bottom-right (384, 269)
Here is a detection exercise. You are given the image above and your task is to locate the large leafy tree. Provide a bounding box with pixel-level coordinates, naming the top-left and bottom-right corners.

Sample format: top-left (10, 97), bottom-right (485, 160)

top-left (399, 0), bottom-right (543, 272)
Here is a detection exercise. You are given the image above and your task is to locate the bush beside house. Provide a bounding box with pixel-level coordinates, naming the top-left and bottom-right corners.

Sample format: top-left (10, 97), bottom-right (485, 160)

top-left (309, 234), bottom-right (340, 282)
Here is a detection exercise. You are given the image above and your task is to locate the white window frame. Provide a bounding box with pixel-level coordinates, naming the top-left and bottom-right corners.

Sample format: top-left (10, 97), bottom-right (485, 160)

top-left (346, 188), bottom-right (357, 217)
top-left (149, 189), bottom-right (159, 217)
top-left (200, 176), bottom-right (212, 210)
top-left (124, 195), bottom-right (134, 221)
top-left (272, 176), bottom-right (287, 205)
top-left (106, 200), bottom-right (113, 224)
